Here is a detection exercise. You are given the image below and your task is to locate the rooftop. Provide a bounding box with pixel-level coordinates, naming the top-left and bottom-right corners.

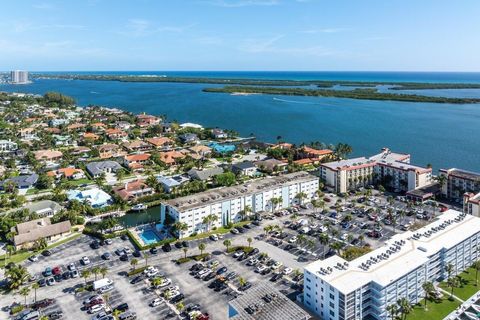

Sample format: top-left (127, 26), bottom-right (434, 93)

top-left (444, 168), bottom-right (480, 181)
top-left (13, 217), bottom-right (71, 246)
top-left (228, 282), bottom-right (310, 320)
top-left (321, 148), bottom-right (412, 171)
top-left (304, 210), bottom-right (480, 294)
top-left (165, 171), bottom-right (317, 211)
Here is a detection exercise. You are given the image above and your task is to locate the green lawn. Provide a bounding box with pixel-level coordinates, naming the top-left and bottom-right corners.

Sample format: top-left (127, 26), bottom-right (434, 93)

top-left (0, 232), bottom-right (82, 266)
top-left (439, 267), bottom-right (480, 301)
top-left (406, 297), bottom-right (461, 320)
top-left (70, 178), bottom-right (93, 186)
top-left (26, 188), bottom-right (51, 195)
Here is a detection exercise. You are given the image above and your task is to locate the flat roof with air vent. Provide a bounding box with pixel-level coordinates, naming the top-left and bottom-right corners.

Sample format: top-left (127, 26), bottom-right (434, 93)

top-left (305, 209), bottom-right (480, 294)
top-left (164, 171), bottom-right (317, 211)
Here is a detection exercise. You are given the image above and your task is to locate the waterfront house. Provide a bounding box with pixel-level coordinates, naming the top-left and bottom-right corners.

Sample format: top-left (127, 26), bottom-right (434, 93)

top-left (179, 133), bottom-right (199, 144)
top-left (231, 161), bottom-right (257, 176)
top-left (136, 114), bottom-right (160, 127)
top-left (12, 217), bottom-right (71, 250)
top-left (189, 145), bottom-right (212, 157)
top-left (0, 173), bottom-right (39, 190)
top-left (67, 187), bottom-right (113, 208)
top-left (212, 128), bottom-right (228, 139)
top-left (86, 160), bottom-right (123, 178)
top-left (112, 180), bottom-right (154, 201)
top-left (299, 146), bottom-right (334, 162)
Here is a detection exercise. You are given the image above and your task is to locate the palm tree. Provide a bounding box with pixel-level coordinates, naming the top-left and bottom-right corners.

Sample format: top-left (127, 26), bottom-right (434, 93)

top-left (238, 277), bottom-right (247, 287)
top-left (182, 248), bottom-right (188, 259)
top-left (151, 276), bottom-right (163, 288)
top-left (202, 214), bottom-right (218, 232)
top-left (19, 286), bottom-right (31, 306)
top-left (243, 205), bottom-right (252, 220)
top-left (397, 297), bottom-right (412, 320)
top-left (31, 283), bottom-right (39, 303)
top-left (330, 242), bottom-right (344, 255)
top-left (5, 264), bottom-right (30, 290)
top-left (223, 239), bottom-right (232, 252)
top-left (247, 237), bottom-right (253, 248)
top-left (100, 266), bottom-right (108, 279)
top-left (295, 192), bottom-right (307, 205)
top-left (112, 309), bottom-right (122, 320)
top-left (318, 233), bottom-right (330, 258)
top-left (143, 252), bottom-right (149, 267)
top-left (447, 277), bottom-right (460, 300)
top-left (446, 263), bottom-right (454, 279)
top-left (473, 260), bottom-right (480, 286)
top-left (172, 222), bottom-right (189, 238)
top-left (198, 242), bottom-right (207, 256)
top-left (81, 269), bottom-right (91, 285)
top-left (91, 266), bottom-right (100, 281)
top-left (130, 258), bottom-right (139, 271)
top-left (386, 304), bottom-right (398, 320)
top-left (422, 281), bottom-right (434, 310)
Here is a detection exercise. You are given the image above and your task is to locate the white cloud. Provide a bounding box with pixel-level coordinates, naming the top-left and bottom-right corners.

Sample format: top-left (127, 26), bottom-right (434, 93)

top-left (204, 0), bottom-right (279, 7)
top-left (239, 35), bottom-right (335, 57)
top-left (120, 19), bottom-right (195, 37)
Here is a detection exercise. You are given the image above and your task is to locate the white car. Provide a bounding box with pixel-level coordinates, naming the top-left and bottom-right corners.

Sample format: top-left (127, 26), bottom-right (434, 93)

top-left (209, 234), bottom-right (219, 241)
top-left (256, 265), bottom-right (267, 273)
top-left (146, 269), bottom-right (159, 278)
top-left (29, 255), bottom-right (38, 262)
top-left (88, 304), bottom-right (105, 314)
top-left (282, 267), bottom-right (293, 275)
top-left (165, 285), bottom-right (180, 292)
top-left (271, 261), bottom-right (283, 270)
top-left (198, 270), bottom-right (212, 279)
top-left (68, 262), bottom-right (77, 271)
top-left (123, 247), bottom-right (131, 254)
top-left (233, 251), bottom-right (244, 258)
top-left (247, 258), bottom-right (258, 266)
top-left (104, 239), bottom-right (113, 245)
top-left (288, 236), bottom-right (297, 243)
top-left (81, 256), bottom-right (91, 265)
top-left (158, 278), bottom-right (172, 287)
top-left (144, 266), bottom-right (157, 275)
top-left (150, 298), bottom-right (163, 307)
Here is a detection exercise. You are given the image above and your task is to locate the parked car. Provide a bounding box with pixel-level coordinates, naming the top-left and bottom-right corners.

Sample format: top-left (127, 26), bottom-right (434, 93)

top-left (81, 256), bottom-right (91, 265)
top-left (102, 252), bottom-right (111, 260)
top-left (28, 255), bottom-right (38, 262)
top-left (150, 247), bottom-right (158, 254)
top-left (150, 298), bottom-right (163, 307)
top-left (162, 243), bottom-right (172, 252)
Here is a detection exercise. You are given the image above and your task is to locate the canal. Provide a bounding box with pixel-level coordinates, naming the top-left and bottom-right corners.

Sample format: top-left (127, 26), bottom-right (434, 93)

top-left (118, 205), bottom-right (162, 228)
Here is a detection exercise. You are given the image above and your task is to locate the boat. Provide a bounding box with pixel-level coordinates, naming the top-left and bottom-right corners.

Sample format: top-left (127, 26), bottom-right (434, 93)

top-left (131, 203), bottom-right (147, 212)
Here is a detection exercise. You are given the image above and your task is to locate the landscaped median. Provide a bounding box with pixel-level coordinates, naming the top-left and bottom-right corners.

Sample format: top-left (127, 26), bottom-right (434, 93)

top-left (181, 220), bottom-right (252, 241)
top-left (175, 253), bottom-right (210, 264)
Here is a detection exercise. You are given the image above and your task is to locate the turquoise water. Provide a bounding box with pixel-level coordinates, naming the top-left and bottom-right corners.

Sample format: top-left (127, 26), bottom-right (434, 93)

top-left (139, 229), bottom-right (161, 245)
top-left (2, 71), bottom-right (480, 172)
top-left (208, 142), bottom-right (236, 153)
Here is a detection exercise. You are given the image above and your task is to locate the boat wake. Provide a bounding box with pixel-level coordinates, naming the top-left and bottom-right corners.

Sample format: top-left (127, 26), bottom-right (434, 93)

top-left (90, 91), bottom-right (99, 94)
top-left (273, 97), bottom-right (318, 105)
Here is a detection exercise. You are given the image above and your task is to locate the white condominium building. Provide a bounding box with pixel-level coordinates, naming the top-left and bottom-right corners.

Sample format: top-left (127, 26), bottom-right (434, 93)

top-left (161, 171), bottom-right (319, 238)
top-left (10, 70), bottom-right (29, 84)
top-left (303, 210), bottom-right (480, 320)
top-left (439, 168), bottom-right (480, 202)
top-left (319, 148), bottom-right (432, 194)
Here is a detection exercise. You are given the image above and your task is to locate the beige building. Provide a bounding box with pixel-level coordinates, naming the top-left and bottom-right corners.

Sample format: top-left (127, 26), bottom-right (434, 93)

top-left (439, 168), bottom-right (480, 202)
top-left (319, 148), bottom-right (432, 193)
top-left (12, 217), bottom-right (71, 249)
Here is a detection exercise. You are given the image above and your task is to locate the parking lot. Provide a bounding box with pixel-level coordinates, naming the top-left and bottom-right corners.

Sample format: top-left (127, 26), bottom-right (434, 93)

top-left (2, 189), bottom-right (456, 320)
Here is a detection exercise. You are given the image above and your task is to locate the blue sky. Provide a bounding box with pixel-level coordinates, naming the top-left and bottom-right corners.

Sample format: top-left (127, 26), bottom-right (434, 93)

top-left (1, 0), bottom-right (479, 71)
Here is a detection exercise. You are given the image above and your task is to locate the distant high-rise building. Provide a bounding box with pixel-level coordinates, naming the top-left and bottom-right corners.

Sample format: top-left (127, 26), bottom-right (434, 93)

top-left (10, 70), bottom-right (29, 84)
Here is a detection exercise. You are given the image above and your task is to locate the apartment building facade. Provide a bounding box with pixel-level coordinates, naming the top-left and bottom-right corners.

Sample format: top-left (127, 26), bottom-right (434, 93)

top-left (319, 148), bottom-right (432, 194)
top-left (161, 171), bottom-right (319, 238)
top-left (303, 210), bottom-right (480, 320)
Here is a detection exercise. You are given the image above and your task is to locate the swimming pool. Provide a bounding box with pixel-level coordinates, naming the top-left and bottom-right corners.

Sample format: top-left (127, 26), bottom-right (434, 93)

top-left (139, 229), bottom-right (161, 245)
top-left (208, 142), bottom-right (236, 153)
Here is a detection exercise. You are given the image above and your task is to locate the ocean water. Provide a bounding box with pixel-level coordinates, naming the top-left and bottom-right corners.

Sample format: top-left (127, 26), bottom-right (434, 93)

top-left (1, 71), bottom-right (480, 172)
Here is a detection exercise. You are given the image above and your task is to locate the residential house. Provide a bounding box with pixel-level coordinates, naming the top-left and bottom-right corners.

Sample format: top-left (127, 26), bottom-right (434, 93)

top-left (188, 167), bottom-right (224, 181)
top-left (112, 180), bottom-right (154, 201)
top-left (0, 139), bottom-right (18, 153)
top-left (66, 123), bottom-right (87, 132)
top-left (91, 122), bottom-right (106, 131)
top-left (12, 217), bottom-right (71, 249)
top-left (97, 144), bottom-right (126, 159)
top-left (83, 132), bottom-right (101, 141)
top-left (158, 150), bottom-right (187, 166)
top-left (105, 128), bottom-right (128, 140)
top-left (70, 146), bottom-right (91, 157)
top-left (67, 187), bottom-right (113, 208)
top-left (136, 114), bottom-right (161, 127)
top-left (122, 153), bottom-right (151, 171)
top-left (123, 140), bottom-right (152, 152)
top-left (52, 135), bottom-right (76, 147)
top-left (145, 137), bottom-right (174, 149)
top-left (34, 149), bottom-right (63, 162)
top-left (24, 200), bottom-right (63, 217)
top-left (86, 160), bottom-right (123, 178)
top-left (212, 128), bottom-right (228, 139)
top-left (179, 133), bottom-right (199, 144)
top-left (232, 161), bottom-right (257, 176)
top-left (300, 146), bottom-right (334, 162)
top-left (49, 118), bottom-right (69, 127)
top-left (0, 173), bottom-right (39, 190)
top-left (44, 127), bottom-right (62, 134)
top-left (189, 145), bottom-right (212, 157)
top-left (157, 175), bottom-right (190, 193)
top-left (47, 167), bottom-right (85, 180)
top-left (255, 158), bottom-right (288, 173)
top-left (19, 127), bottom-right (37, 140)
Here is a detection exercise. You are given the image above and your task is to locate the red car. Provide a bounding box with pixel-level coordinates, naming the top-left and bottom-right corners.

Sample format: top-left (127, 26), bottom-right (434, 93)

top-left (52, 266), bottom-right (62, 275)
top-left (85, 298), bottom-right (104, 308)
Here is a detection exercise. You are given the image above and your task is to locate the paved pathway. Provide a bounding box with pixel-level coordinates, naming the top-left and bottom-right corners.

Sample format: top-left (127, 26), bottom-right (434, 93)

top-left (438, 287), bottom-right (465, 303)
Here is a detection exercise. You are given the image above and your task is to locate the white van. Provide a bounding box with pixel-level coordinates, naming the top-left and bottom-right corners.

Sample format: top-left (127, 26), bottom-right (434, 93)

top-left (93, 278), bottom-right (113, 291)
